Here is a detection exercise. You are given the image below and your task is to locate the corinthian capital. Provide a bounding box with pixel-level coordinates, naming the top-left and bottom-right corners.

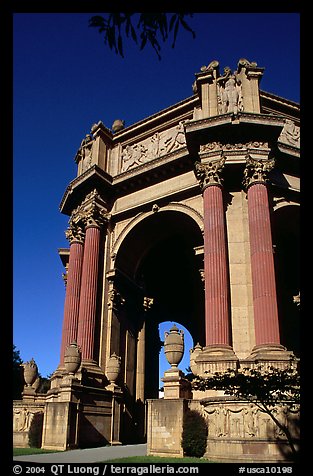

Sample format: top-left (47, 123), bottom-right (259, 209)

top-left (82, 203), bottom-right (109, 229)
top-left (243, 156), bottom-right (275, 190)
top-left (194, 156), bottom-right (226, 190)
top-left (65, 221), bottom-right (85, 244)
top-left (79, 189), bottom-right (110, 229)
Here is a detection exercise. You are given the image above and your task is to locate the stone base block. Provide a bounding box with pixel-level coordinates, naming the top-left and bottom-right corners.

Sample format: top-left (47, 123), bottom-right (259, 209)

top-left (190, 344), bottom-right (239, 377)
top-left (13, 431), bottom-right (30, 448)
top-left (205, 438), bottom-right (298, 463)
top-left (243, 344), bottom-right (297, 370)
top-left (162, 368), bottom-right (192, 399)
top-left (147, 399), bottom-right (187, 457)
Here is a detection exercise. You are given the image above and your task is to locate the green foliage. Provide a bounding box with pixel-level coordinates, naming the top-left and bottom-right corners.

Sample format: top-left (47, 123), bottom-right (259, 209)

top-left (37, 374), bottom-right (51, 394)
top-left (191, 361), bottom-right (300, 460)
top-left (13, 345), bottom-right (23, 400)
top-left (192, 363), bottom-right (300, 407)
top-left (89, 13), bottom-right (196, 59)
top-left (182, 409), bottom-right (208, 458)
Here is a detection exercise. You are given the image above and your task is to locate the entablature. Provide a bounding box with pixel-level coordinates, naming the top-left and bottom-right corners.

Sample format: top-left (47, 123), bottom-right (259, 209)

top-left (184, 111), bottom-right (285, 148)
top-left (59, 165), bottom-right (113, 216)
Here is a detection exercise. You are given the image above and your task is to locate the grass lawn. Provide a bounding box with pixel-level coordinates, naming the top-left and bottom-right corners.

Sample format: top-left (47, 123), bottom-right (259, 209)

top-left (102, 456), bottom-right (214, 463)
top-left (13, 448), bottom-right (62, 456)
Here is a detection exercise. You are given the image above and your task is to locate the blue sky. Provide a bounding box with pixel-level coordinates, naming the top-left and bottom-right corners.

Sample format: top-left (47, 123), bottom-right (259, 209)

top-left (13, 13), bottom-right (300, 385)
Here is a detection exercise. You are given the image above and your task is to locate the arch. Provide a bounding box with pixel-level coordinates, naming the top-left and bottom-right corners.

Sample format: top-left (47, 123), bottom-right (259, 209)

top-left (111, 202), bottom-right (204, 260)
top-left (111, 207), bottom-right (205, 418)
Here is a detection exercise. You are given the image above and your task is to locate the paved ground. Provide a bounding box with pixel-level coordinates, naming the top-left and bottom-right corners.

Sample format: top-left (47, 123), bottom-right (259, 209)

top-left (13, 444), bottom-right (147, 463)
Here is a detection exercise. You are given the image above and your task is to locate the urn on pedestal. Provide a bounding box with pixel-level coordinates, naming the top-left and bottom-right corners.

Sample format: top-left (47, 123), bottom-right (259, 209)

top-left (21, 358), bottom-right (38, 387)
top-left (106, 353), bottom-right (121, 386)
top-left (164, 324), bottom-right (184, 368)
top-left (64, 341), bottom-right (81, 375)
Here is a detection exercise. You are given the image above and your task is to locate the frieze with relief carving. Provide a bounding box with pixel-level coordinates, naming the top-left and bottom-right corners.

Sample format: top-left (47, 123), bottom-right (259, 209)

top-left (201, 402), bottom-right (299, 440)
top-left (13, 407), bottom-right (43, 432)
top-left (199, 141), bottom-right (270, 159)
top-left (121, 122), bottom-right (187, 172)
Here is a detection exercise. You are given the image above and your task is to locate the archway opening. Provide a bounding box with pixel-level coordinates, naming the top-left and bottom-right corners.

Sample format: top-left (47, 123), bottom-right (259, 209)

top-left (158, 320), bottom-right (194, 397)
top-left (272, 204), bottom-right (300, 355)
top-left (114, 209), bottom-right (204, 404)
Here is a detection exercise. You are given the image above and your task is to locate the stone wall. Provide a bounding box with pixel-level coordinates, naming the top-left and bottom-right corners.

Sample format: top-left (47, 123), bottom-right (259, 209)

top-left (147, 397), bottom-right (299, 463)
top-left (13, 401), bottom-right (45, 448)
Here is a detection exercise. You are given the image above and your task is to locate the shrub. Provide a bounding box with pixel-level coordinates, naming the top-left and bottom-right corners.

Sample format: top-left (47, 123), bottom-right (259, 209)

top-left (182, 409), bottom-right (208, 458)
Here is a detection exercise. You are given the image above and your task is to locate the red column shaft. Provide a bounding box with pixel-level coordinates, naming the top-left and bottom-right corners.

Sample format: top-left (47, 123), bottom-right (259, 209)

top-left (59, 241), bottom-right (84, 365)
top-left (247, 182), bottom-right (280, 345)
top-left (76, 226), bottom-right (100, 362)
top-left (203, 184), bottom-right (230, 346)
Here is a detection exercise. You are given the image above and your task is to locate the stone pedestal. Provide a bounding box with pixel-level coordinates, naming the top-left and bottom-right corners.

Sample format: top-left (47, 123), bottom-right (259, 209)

top-left (243, 344), bottom-right (296, 370)
top-left (147, 399), bottom-right (187, 457)
top-left (162, 368), bottom-right (192, 400)
top-left (41, 370), bottom-right (121, 450)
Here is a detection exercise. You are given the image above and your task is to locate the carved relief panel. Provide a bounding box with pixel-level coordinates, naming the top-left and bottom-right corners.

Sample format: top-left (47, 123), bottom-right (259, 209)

top-left (278, 119), bottom-right (300, 148)
top-left (120, 122), bottom-right (187, 173)
top-left (202, 402), bottom-right (299, 441)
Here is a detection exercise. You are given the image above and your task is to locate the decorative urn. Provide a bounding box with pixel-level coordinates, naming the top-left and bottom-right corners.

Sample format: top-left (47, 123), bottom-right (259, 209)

top-left (106, 353), bottom-right (121, 385)
top-left (64, 341), bottom-right (81, 375)
top-left (164, 324), bottom-right (184, 368)
top-left (22, 358), bottom-right (38, 386)
top-left (112, 119), bottom-right (125, 133)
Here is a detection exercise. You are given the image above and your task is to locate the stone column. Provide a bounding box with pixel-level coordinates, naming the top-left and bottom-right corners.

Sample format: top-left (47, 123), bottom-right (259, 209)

top-left (59, 220), bottom-right (85, 366)
top-left (192, 157), bottom-right (238, 374)
top-left (195, 157), bottom-right (230, 346)
top-left (76, 191), bottom-right (108, 366)
top-left (243, 157), bottom-right (281, 347)
top-left (242, 157), bottom-right (295, 366)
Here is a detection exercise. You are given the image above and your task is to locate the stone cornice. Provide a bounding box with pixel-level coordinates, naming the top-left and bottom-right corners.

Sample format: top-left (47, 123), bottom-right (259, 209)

top-left (59, 165), bottom-right (113, 216)
top-left (112, 95), bottom-right (198, 143)
top-left (260, 90), bottom-right (300, 110)
top-left (184, 111), bottom-right (285, 136)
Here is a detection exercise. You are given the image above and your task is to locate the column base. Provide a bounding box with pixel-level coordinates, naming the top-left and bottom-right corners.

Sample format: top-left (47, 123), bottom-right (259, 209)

top-left (42, 372), bottom-right (121, 450)
top-left (190, 344), bottom-right (239, 377)
top-left (243, 344), bottom-right (297, 370)
top-left (80, 360), bottom-right (107, 387)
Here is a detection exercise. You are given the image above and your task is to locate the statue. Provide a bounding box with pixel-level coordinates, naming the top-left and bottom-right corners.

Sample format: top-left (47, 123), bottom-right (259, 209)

top-left (217, 66), bottom-right (242, 114)
top-left (279, 119), bottom-right (300, 147)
